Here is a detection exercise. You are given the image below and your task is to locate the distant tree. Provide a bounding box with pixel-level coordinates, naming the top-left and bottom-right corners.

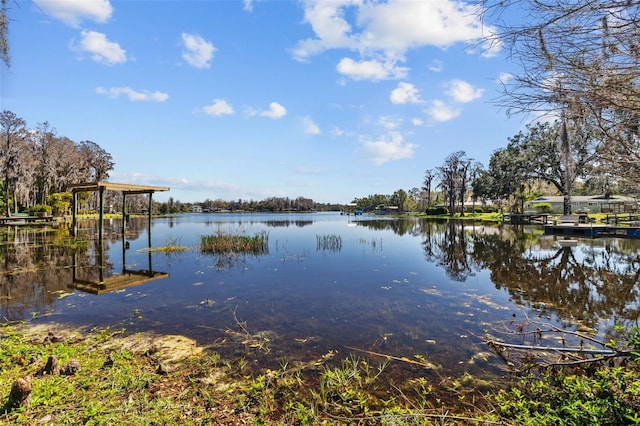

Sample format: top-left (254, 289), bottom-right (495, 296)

top-left (437, 151), bottom-right (470, 216)
top-left (0, 110), bottom-right (26, 215)
top-left (390, 189), bottom-right (408, 211)
top-left (422, 169), bottom-right (436, 210)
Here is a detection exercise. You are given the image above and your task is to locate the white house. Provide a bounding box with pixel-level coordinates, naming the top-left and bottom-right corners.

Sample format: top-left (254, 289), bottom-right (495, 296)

top-left (526, 195), bottom-right (638, 214)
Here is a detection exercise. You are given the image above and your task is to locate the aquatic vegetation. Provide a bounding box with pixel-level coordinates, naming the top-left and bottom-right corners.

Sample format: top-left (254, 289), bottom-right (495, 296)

top-left (200, 230), bottom-right (269, 255)
top-left (145, 236), bottom-right (189, 253)
top-left (316, 233), bottom-right (342, 252)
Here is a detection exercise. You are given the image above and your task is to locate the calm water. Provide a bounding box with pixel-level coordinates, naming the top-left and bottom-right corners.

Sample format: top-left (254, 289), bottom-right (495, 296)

top-left (2, 213), bottom-right (640, 391)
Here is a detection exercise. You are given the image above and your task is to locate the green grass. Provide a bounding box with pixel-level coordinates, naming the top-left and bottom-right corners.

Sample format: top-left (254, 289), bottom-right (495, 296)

top-left (200, 230), bottom-right (269, 255)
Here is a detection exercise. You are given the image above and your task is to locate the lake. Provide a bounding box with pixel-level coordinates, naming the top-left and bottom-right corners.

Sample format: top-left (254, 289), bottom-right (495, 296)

top-left (2, 212), bottom-right (639, 398)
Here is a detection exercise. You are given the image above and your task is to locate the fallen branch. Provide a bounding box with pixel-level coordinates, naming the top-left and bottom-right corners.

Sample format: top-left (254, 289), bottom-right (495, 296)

top-left (487, 340), bottom-right (628, 356)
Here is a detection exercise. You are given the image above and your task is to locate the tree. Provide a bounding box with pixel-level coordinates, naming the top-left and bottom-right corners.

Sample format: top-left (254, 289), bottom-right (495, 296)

top-left (485, 0), bottom-right (640, 190)
top-left (0, 110), bottom-right (26, 216)
top-left (0, 0), bottom-right (9, 67)
top-left (78, 140), bottom-right (114, 182)
top-left (437, 151), bottom-right (470, 216)
top-left (422, 169), bottom-right (436, 210)
top-left (487, 121), bottom-right (596, 214)
top-left (390, 189), bottom-right (408, 211)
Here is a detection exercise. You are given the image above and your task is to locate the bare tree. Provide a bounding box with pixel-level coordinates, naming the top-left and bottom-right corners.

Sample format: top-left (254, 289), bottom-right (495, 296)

top-left (438, 151), bottom-right (470, 216)
top-left (422, 169), bottom-right (436, 210)
top-left (0, 110), bottom-right (26, 215)
top-left (484, 0), bottom-right (640, 189)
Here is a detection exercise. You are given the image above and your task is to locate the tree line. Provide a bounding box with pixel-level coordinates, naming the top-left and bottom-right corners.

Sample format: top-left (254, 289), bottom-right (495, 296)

top-left (0, 110), bottom-right (115, 216)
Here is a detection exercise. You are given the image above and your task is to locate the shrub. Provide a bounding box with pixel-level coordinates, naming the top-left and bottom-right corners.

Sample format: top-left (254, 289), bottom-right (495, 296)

top-left (28, 204), bottom-right (52, 215)
top-left (532, 202), bottom-right (553, 213)
top-left (426, 206), bottom-right (449, 215)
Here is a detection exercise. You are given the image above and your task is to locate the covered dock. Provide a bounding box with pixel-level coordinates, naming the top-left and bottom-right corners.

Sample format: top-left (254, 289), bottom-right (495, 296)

top-left (66, 181), bottom-right (169, 239)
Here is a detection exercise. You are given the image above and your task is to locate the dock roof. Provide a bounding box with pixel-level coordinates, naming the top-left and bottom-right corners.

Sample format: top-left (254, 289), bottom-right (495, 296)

top-left (66, 181), bottom-right (170, 195)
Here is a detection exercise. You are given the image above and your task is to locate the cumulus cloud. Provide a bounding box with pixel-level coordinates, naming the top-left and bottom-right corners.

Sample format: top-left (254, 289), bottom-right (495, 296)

top-left (258, 102), bottom-right (287, 119)
top-left (336, 58), bottom-right (407, 81)
top-left (35, 0), bottom-right (113, 27)
top-left (76, 30), bottom-right (126, 65)
top-left (302, 116), bottom-right (321, 135)
top-left (446, 79), bottom-right (484, 103)
top-left (360, 131), bottom-right (417, 165)
top-left (426, 100), bottom-right (460, 122)
top-left (390, 82), bottom-right (422, 104)
top-left (293, 0), bottom-right (498, 78)
top-left (181, 33), bottom-right (216, 69)
top-left (95, 86), bottom-right (169, 102)
top-left (202, 99), bottom-right (234, 116)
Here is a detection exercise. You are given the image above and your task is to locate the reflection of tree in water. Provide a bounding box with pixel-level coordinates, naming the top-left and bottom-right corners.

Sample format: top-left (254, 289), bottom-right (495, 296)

top-left (435, 221), bottom-right (475, 281)
top-left (356, 219), bottom-right (419, 236)
top-left (0, 218), bottom-right (148, 321)
top-left (1, 225), bottom-right (77, 320)
top-left (471, 232), bottom-right (640, 328)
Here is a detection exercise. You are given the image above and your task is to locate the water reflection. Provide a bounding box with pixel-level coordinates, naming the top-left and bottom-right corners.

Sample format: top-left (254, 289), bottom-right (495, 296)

top-left (357, 219), bottom-right (640, 329)
top-left (3, 215), bottom-right (640, 396)
top-left (0, 218), bottom-right (167, 320)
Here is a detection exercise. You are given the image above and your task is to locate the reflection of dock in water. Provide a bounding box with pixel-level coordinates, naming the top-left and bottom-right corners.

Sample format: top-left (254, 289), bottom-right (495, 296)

top-left (70, 269), bottom-right (169, 295)
top-left (69, 230), bottom-right (168, 295)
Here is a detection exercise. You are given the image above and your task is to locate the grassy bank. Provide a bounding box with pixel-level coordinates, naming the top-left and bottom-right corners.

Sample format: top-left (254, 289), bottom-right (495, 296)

top-left (0, 323), bottom-right (501, 425)
top-left (3, 322), bottom-right (640, 424)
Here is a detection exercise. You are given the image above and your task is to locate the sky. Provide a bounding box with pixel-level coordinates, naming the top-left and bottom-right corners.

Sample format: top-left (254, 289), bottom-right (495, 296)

top-left (1, 0), bottom-right (525, 204)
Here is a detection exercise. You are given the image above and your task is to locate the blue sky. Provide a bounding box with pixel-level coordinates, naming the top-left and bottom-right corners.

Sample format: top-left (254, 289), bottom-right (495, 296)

top-left (1, 0), bottom-right (523, 204)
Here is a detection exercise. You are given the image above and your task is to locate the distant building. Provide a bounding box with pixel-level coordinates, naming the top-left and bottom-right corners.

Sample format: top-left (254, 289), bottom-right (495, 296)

top-left (190, 205), bottom-right (203, 213)
top-left (525, 195), bottom-right (639, 214)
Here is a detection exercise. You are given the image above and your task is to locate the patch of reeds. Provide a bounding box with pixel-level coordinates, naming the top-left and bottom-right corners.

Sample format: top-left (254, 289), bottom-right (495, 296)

top-left (143, 236), bottom-right (189, 253)
top-left (316, 234), bottom-right (342, 252)
top-left (200, 230), bottom-right (269, 255)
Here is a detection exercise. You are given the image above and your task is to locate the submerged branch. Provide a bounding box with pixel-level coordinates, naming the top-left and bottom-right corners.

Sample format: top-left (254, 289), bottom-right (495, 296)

top-left (486, 340), bottom-right (623, 356)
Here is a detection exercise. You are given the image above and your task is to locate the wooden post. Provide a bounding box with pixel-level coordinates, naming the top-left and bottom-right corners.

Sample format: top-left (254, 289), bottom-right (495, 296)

top-left (122, 192), bottom-right (127, 234)
top-left (71, 191), bottom-right (78, 236)
top-left (98, 186), bottom-right (105, 241)
top-left (147, 193), bottom-right (153, 246)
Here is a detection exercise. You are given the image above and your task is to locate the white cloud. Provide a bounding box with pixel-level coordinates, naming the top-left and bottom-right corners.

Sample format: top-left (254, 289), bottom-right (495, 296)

top-left (361, 131), bottom-right (417, 165)
top-left (390, 82), bottom-right (422, 104)
top-left (336, 57), bottom-right (407, 81)
top-left (446, 79), bottom-right (484, 103)
top-left (412, 117), bottom-right (424, 126)
top-left (77, 30), bottom-right (126, 65)
top-left (293, 0), bottom-right (498, 65)
top-left (426, 100), bottom-right (460, 122)
top-left (428, 60), bottom-right (444, 72)
top-left (259, 102), bottom-right (287, 119)
top-left (95, 86), bottom-right (169, 102)
top-left (497, 72), bottom-right (514, 85)
top-left (181, 33), bottom-right (216, 69)
top-left (35, 0), bottom-right (113, 27)
top-left (302, 116), bottom-right (321, 135)
top-left (243, 0), bottom-right (254, 12)
top-left (379, 116), bottom-right (401, 130)
top-left (202, 99), bottom-right (234, 116)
